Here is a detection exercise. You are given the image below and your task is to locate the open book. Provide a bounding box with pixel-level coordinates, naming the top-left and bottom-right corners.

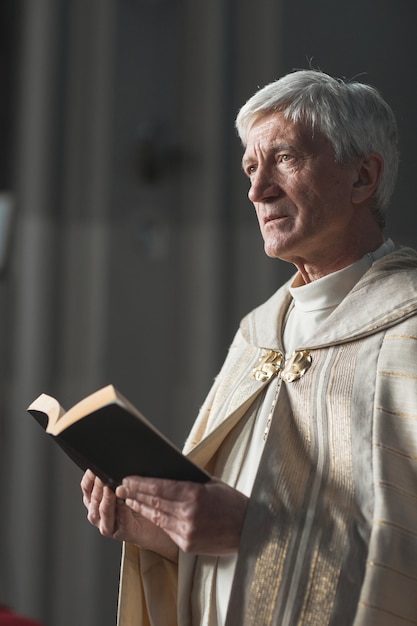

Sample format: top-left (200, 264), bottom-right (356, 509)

top-left (27, 384), bottom-right (209, 488)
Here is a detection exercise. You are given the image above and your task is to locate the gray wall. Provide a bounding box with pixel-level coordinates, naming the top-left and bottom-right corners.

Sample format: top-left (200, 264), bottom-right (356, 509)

top-left (0, 1), bottom-right (416, 624)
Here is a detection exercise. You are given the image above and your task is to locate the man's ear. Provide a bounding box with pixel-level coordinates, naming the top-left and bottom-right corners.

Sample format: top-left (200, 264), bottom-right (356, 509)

top-left (351, 153), bottom-right (384, 205)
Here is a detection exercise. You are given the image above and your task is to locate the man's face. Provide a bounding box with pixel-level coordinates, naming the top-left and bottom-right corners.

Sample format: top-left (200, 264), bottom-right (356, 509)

top-left (242, 112), bottom-right (361, 272)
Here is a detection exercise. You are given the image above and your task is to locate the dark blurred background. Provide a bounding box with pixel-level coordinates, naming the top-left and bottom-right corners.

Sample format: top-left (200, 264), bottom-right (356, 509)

top-left (0, 1), bottom-right (416, 624)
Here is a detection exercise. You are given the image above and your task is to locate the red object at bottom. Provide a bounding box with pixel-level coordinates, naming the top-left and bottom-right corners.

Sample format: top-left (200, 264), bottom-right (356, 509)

top-left (0, 606), bottom-right (43, 626)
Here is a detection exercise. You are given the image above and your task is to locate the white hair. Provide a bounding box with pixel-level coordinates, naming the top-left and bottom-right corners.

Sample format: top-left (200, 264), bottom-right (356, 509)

top-left (236, 70), bottom-right (399, 227)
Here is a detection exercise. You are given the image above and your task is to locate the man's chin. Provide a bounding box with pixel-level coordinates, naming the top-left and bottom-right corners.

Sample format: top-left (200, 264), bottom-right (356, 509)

top-left (264, 241), bottom-right (286, 259)
top-left (264, 241), bottom-right (299, 265)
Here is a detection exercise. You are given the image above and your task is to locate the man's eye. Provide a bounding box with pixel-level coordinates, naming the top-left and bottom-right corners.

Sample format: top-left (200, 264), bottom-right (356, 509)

top-left (279, 154), bottom-right (292, 162)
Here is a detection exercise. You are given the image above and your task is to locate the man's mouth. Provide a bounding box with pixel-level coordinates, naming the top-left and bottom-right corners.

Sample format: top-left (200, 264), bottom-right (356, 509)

top-left (264, 214), bottom-right (288, 226)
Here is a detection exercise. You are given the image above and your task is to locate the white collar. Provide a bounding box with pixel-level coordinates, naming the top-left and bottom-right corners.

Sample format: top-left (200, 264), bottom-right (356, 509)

top-left (289, 239), bottom-right (395, 313)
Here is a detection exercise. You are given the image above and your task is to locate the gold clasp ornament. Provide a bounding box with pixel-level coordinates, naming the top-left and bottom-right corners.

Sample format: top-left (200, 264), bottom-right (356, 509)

top-left (281, 350), bottom-right (312, 383)
top-left (252, 348), bottom-right (312, 383)
top-left (252, 350), bottom-right (285, 382)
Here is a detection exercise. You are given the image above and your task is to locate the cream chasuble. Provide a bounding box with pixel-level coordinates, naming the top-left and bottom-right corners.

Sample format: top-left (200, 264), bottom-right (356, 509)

top-left (210, 240), bottom-right (395, 625)
top-left (117, 245), bottom-right (417, 626)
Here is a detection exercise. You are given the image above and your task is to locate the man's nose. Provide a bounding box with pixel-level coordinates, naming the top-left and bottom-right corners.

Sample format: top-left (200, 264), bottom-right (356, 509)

top-left (248, 168), bottom-right (280, 203)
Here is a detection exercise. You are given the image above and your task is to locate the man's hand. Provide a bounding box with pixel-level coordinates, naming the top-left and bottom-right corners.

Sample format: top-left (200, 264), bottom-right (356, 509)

top-left (80, 469), bottom-right (178, 562)
top-left (115, 475), bottom-right (249, 555)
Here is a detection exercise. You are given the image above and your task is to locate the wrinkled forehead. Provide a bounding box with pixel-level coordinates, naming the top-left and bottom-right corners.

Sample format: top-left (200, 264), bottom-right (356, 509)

top-left (242, 103), bottom-right (316, 141)
top-left (243, 111), bottom-right (330, 157)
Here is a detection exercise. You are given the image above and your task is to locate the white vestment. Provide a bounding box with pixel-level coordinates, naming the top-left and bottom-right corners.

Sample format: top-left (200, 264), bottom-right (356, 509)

top-left (117, 244), bottom-right (417, 626)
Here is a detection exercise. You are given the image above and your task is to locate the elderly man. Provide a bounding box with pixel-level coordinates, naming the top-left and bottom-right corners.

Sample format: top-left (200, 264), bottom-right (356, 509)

top-left (81, 70), bottom-right (417, 625)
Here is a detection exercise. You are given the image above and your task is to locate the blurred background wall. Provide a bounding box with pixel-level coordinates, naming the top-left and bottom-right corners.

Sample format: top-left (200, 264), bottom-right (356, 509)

top-left (0, 0), bottom-right (416, 624)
